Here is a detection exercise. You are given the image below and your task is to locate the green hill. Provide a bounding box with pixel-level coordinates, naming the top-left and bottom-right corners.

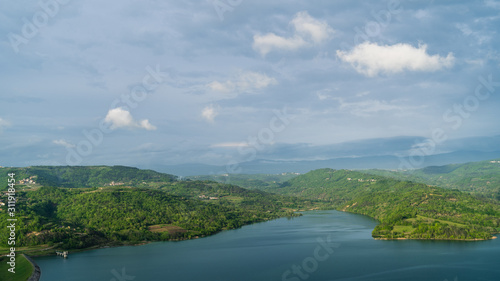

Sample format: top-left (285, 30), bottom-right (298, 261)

top-left (0, 165), bottom-right (177, 190)
top-left (366, 159), bottom-right (500, 200)
top-left (186, 173), bottom-right (300, 191)
top-left (269, 169), bottom-right (500, 240)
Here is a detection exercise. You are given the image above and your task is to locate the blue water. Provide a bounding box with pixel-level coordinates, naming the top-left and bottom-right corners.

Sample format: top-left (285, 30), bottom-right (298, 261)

top-left (35, 210), bottom-right (500, 281)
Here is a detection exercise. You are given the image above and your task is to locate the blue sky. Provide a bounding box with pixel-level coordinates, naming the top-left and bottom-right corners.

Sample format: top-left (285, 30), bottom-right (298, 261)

top-left (1, 0), bottom-right (500, 169)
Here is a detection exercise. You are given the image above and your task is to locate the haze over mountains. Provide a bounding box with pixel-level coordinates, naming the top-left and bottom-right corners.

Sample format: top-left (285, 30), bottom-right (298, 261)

top-left (147, 135), bottom-right (500, 176)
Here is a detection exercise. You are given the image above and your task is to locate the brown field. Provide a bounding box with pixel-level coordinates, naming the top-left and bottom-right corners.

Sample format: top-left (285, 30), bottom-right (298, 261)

top-left (148, 224), bottom-right (187, 234)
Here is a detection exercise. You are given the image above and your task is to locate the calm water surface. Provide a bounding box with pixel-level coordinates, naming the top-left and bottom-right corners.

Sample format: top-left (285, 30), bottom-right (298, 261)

top-left (35, 210), bottom-right (500, 281)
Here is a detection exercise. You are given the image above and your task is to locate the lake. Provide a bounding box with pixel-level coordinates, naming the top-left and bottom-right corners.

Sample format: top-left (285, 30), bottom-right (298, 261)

top-left (34, 210), bottom-right (500, 281)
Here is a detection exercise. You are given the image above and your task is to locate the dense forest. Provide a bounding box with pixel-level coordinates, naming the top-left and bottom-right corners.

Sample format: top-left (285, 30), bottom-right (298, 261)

top-left (0, 186), bottom-right (297, 250)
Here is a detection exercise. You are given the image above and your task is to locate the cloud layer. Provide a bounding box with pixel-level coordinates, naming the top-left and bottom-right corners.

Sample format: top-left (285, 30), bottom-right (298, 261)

top-left (2, 1), bottom-right (499, 169)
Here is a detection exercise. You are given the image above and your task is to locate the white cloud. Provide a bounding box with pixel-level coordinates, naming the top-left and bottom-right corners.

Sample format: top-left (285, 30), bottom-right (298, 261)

top-left (336, 42), bottom-right (455, 77)
top-left (356, 91), bottom-right (370, 97)
top-left (139, 119), bottom-right (157, 131)
top-left (315, 88), bottom-right (338, 101)
top-left (484, 0), bottom-right (500, 9)
top-left (253, 34), bottom-right (306, 56)
top-left (53, 139), bottom-right (76, 148)
top-left (104, 107), bottom-right (157, 130)
top-left (456, 23), bottom-right (473, 36)
top-left (253, 11), bottom-right (334, 56)
top-left (465, 59), bottom-right (485, 66)
top-left (201, 104), bottom-right (219, 123)
top-left (414, 9), bottom-right (431, 19)
top-left (210, 142), bottom-right (249, 148)
top-left (317, 92), bottom-right (330, 101)
top-left (0, 118), bottom-right (10, 132)
top-left (335, 98), bottom-right (422, 117)
top-left (207, 71), bottom-right (277, 95)
top-left (456, 23), bottom-right (492, 45)
top-left (292, 11), bottom-right (333, 43)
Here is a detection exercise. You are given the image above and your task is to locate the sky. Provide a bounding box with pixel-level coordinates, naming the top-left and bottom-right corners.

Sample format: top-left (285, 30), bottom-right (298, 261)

top-left (1, 0), bottom-right (500, 170)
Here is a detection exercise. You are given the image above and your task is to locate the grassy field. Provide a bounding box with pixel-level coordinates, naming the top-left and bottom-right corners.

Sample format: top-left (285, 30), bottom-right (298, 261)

top-left (407, 215), bottom-right (467, 227)
top-left (0, 254), bottom-right (33, 281)
top-left (392, 225), bottom-right (416, 235)
top-left (0, 244), bottom-right (60, 256)
top-left (390, 216), bottom-right (468, 237)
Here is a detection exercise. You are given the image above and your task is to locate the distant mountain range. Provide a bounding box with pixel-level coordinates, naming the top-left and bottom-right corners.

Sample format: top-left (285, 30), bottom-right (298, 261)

top-left (149, 150), bottom-right (500, 176)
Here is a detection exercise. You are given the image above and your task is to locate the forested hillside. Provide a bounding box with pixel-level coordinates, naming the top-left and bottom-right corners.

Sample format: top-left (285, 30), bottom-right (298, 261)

top-left (0, 166), bottom-right (312, 255)
top-left (186, 173), bottom-right (300, 191)
top-left (0, 185), bottom-right (304, 252)
top-left (366, 159), bottom-right (500, 200)
top-left (268, 169), bottom-right (500, 240)
top-left (0, 165), bottom-right (177, 189)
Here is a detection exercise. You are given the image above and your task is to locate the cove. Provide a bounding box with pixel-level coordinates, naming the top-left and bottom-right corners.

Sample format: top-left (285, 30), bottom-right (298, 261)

top-left (34, 210), bottom-right (500, 281)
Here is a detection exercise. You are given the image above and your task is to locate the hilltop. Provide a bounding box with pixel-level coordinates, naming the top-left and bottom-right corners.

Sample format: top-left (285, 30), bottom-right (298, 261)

top-left (186, 172), bottom-right (300, 191)
top-left (0, 165), bottom-right (177, 190)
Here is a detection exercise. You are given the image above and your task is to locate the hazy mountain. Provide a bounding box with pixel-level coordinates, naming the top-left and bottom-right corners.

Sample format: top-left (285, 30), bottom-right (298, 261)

top-left (149, 150), bottom-right (500, 176)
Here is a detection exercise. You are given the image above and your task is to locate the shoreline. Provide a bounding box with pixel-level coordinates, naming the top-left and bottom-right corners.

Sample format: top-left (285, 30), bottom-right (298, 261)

top-left (19, 211), bottom-right (500, 257)
top-left (374, 236), bottom-right (498, 241)
top-left (23, 254), bottom-right (41, 281)
top-left (26, 237), bottom-right (203, 258)
top-left (25, 215), bottom-right (293, 258)
top-left (25, 232), bottom-right (498, 258)
top-left (340, 209), bottom-right (500, 243)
